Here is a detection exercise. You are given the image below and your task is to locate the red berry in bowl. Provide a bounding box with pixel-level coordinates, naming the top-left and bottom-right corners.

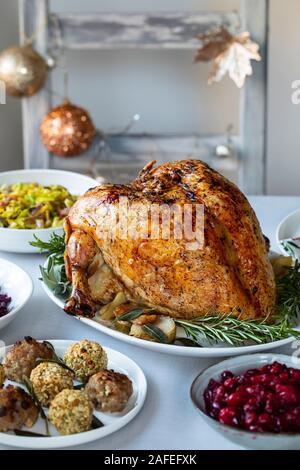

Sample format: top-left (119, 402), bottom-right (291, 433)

top-left (275, 384), bottom-right (300, 405)
top-left (203, 361), bottom-right (300, 434)
top-left (219, 407), bottom-right (239, 427)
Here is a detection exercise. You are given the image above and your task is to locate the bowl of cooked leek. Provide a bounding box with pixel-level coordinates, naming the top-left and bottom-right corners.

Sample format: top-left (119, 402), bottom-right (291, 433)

top-left (0, 170), bottom-right (98, 253)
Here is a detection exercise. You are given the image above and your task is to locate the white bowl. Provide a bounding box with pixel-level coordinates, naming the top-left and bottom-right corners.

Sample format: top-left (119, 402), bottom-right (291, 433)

top-left (190, 354), bottom-right (300, 450)
top-left (0, 258), bottom-right (33, 330)
top-left (0, 169), bottom-right (98, 253)
top-left (276, 208), bottom-right (300, 255)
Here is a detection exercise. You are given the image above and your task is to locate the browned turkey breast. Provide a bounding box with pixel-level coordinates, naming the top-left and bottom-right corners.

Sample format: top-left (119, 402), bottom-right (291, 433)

top-left (64, 160), bottom-right (276, 320)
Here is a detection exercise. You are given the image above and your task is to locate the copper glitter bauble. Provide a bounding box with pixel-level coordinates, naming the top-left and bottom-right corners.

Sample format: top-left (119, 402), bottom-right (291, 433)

top-left (40, 101), bottom-right (96, 157)
top-left (0, 45), bottom-right (48, 97)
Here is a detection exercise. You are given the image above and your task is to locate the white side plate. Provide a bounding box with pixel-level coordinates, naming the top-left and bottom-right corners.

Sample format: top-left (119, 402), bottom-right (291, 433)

top-left (0, 340), bottom-right (147, 449)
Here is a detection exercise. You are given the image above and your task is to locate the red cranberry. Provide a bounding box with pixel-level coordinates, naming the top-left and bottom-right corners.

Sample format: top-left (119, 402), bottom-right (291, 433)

top-left (275, 384), bottom-right (300, 405)
top-left (227, 390), bottom-right (248, 407)
top-left (250, 373), bottom-right (271, 385)
top-left (248, 424), bottom-right (264, 433)
top-left (243, 368), bottom-right (261, 379)
top-left (207, 379), bottom-right (220, 391)
top-left (270, 362), bottom-right (286, 375)
top-left (284, 408), bottom-right (300, 431)
top-left (257, 413), bottom-right (277, 432)
top-left (261, 364), bottom-right (272, 374)
top-left (264, 394), bottom-right (280, 414)
top-left (223, 377), bottom-right (239, 391)
top-left (289, 368), bottom-right (300, 384)
top-left (278, 372), bottom-right (289, 384)
top-left (219, 407), bottom-right (239, 427)
top-left (244, 412), bottom-right (257, 427)
top-left (221, 371), bottom-right (234, 383)
top-left (213, 385), bottom-right (227, 403)
top-left (244, 401), bottom-right (258, 413)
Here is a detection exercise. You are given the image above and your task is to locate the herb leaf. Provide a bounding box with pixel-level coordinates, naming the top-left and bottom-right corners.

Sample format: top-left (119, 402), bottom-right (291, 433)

top-left (142, 324), bottom-right (167, 343)
top-left (117, 308), bottom-right (145, 322)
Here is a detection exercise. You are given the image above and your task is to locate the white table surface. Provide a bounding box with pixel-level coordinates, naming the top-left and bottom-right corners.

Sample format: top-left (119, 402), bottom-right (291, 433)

top-left (0, 195), bottom-right (299, 451)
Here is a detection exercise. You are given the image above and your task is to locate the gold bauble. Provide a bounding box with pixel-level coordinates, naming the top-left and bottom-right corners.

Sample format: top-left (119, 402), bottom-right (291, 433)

top-left (40, 101), bottom-right (96, 157)
top-left (0, 45), bottom-right (48, 97)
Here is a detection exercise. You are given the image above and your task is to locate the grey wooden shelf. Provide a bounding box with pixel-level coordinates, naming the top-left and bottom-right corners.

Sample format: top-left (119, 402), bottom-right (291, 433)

top-left (19, 0), bottom-right (268, 194)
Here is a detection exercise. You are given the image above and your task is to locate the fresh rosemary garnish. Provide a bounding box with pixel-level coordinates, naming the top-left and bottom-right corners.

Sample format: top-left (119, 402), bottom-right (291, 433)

top-left (22, 376), bottom-right (50, 436)
top-left (175, 314), bottom-right (300, 347)
top-left (142, 324), bottom-right (167, 343)
top-left (30, 232), bottom-right (66, 255)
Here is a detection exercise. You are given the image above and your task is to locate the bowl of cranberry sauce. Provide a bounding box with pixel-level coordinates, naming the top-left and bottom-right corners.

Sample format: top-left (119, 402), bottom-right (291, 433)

top-left (190, 354), bottom-right (300, 450)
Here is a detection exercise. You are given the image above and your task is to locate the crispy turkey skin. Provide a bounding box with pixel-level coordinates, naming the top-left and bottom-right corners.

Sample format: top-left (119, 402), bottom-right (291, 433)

top-left (64, 160), bottom-right (276, 320)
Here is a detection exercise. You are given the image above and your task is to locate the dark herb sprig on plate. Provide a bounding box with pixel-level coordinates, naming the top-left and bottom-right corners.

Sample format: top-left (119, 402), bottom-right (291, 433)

top-left (32, 232), bottom-right (71, 298)
top-left (30, 232), bottom-right (66, 256)
top-left (36, 340), bottom-right (75, 375)
top-left (22, 376), bottom-right (50, 436)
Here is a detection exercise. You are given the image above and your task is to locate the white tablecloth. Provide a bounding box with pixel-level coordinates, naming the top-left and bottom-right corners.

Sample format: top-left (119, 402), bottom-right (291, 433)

top-left (0, 196), bottom-right (299, 450)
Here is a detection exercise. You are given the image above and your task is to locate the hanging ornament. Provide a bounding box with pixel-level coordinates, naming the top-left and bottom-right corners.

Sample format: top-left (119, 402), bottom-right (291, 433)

top-left (40, 100), bottom-right (96, 157)
top-left (194, 27), bottom-right (261, 88)
top-left (0, 44), bottom-right (48, 97)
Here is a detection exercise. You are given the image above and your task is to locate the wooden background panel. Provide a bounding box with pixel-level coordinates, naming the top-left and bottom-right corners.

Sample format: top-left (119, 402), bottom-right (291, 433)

top-left (49, 11), bottom-right (240, 50)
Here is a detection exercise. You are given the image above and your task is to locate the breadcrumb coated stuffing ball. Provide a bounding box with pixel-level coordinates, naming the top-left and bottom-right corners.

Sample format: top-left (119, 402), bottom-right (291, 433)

top-left (0, 385), bottom-right (38, 431)
top-left (85, 370), bottom-right (133, 412)
top-left (63, 340), bottom-right (107, 381)
top-left (49, 389), bottom-right (93, 435)
top-left (0, 364), bottom-right (5, 386)
top-left (30, 362), bottom-right (74, 407)
top-left (3, 337), bottom-right (54, 383)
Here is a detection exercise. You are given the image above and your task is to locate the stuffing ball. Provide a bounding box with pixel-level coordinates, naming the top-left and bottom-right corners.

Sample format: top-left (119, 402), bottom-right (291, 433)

top-left (30, 362), bottom-right (74, 407)
top-left (49, 389), bottom-right (93, 435)
top-left (85, 370), bottom-right (133, 412)
top-left (63, 340), bottom-right (107, 381)
top-left (0, 385), bottom-right (38, 431)
top-left (3, 337), bottom-right (54, 383)
top-left (0, 364), bottom-right (5, 385)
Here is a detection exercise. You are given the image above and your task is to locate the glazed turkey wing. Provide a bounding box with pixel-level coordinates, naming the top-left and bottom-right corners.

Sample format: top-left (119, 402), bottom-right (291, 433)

top-left (64, 160), bottom-right (276, 320)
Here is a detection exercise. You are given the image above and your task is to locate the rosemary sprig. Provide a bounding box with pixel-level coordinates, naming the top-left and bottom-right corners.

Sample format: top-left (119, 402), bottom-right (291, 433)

top-left (175, 314), bottom-right (300, 347)
top-left (22, 376), bottom-right (50, 436)
top-left (36, 341), bottom-right (75, 375)
top-left (30, 232), bottom-right (66, 255)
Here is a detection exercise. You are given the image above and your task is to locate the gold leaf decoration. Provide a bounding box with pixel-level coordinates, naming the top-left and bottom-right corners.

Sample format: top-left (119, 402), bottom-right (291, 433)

top-left (194, 27), bottom-right (261, 88)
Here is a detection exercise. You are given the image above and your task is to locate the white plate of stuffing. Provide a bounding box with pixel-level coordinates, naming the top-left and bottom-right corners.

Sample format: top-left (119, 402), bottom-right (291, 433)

top-left (0, 338), bottom-right (147, 449)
